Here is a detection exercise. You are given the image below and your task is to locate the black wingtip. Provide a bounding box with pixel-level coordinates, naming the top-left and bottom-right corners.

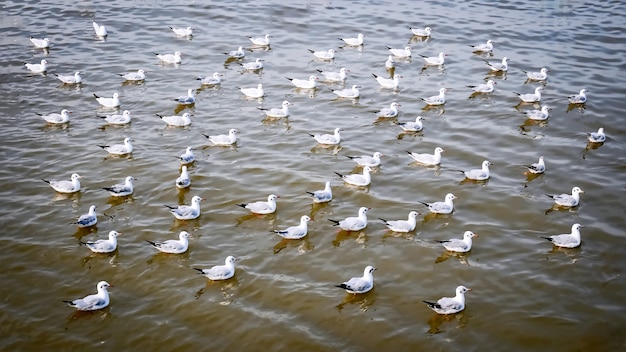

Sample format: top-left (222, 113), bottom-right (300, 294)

top-left (145, 240), bottom-right (157, 247)
top-left (540, 236), bottom-right (553, 242)
top-left (371, 73), bottom-right (378, 78)
top-left (417, 201), bottom-right (430, 207)
top-left (97, 145), bottom-right (108, 150)
top-left (285, 77), bottom-right (293, 81)
top-left (334, 171), bottom-right (344, 178)
top-left (316, 69), bottom-right (323, 73)
top-left (378, 218), bottom-right (388, 224)
top-left (164, 204), bottom-right (176, 210)
top-left (328, 219), bottom-right (340, 226)
top-left (193, 268), bottom-right (204, 274)
top-left (78, 241), bottom-right (87, 246)
top-left (423, 300), bottom-right (438, 308)
top-left (307, 133), bottom-right (315, 137)
top-left (202, 134), bottom-right (211, 139)
top-left (93, 93), bottom-right (100, 98)
top-left (41, 178), bottom-right (50, 184)
top-left (336, 284), bottom-right (348, 289)
top-left (307, 49), bottom-right (315, 53)
top-left (237, 203), bottom-right (247, 208)
top-left (305, 191), bottom-right (315, 196)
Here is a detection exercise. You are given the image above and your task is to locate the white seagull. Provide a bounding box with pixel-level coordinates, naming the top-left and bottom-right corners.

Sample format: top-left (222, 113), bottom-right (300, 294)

top-left (118, 69), bottom-right (145, 81)
top-left (457, 160), bottom-right (491, 181)
top-left (328, 206), bottom-right (369, 231)
top-left (273, 215), bottom-right (311, 239)
top-left (157, 112), bottom-right (192, 127)
top-left (469, 39), bottom-right (493, 53)
top-left (309, 127), bottom-right (342, 145)
top-left (568, 88), bottom-right (588, 104)
top-left (173, 89), bottom-right (196, 105)
top-left (241, 58), bottom-right (264, 70)
top-left (398, 116), bottom-right (425, 132)
top-left (98, 137), bottom-right (133, 155)
top-left (523, 67), bottom-right (549, 81)
top-left (335, 166), bottom-right (373, 187)
top-left (385, 55), bottom-right (395, 69)
top-left (155, 51), bottom-right (182, 64)
top-left (437, 231), bottom-right (478, 252)
top-left (103, 176), bottom-right (135, 197)
top-left (421, 88), bottom-right (449, 106)
top-left (237, 194), bottom-right (279, 215)
top-left (376, 102), bottom-right (399, 118)
top-left (73, 205), bottom-right (97, 228)
top-left (55, 71), bottom-right (82, 84)
top-left (63, 281), bottom-right (111, 311)
top-left (372, 73), bottom-right (401, 89)
top-left (92, 22), bottom-right (108, 37)
top-left (37, 109), bottom-right (71, 124)
top-left (379, 211), bottom-right (420, 232)
top-left (484, 57), bottom-right (509, 72)
top-left (30, 36), bottom-right (50, 48)
top-left (546, 186), bottom-right (584, 207)
top-left (308, 48), bottom-right (335, 60)
top-left (94, 92), bottom-right (121, 108)
top-left (260, 100), bottom-right (291, 118)
top-left (147, 231), bottom-right (191, 254)
top-left (336, 266), bottom-right (376, 294)
top-left (423, 286), bottom-right (471, 315)
top-left (408, 26), bottom-right (432, 37)
top-left (239, 84), bottom-right (264, 98)
top-left (204, 128), bottom-right (239, 146)
top-left (100, 110), bottom-right (131, 125)
top-left (248, 34), bottom-right (271, 46)
top-left (176, 165), bottom-right (191, 189)
top-left (419, 52), bottom-right (447, 65)
top-left (332, 85), bottom-right (360, 99)
top-left (179, 147), bottom-right (195, 164)
top-left (467, 80), bottom-right (496, 93)
top-left (525, 156), bottom-right (546, 174)
top-left (42, 173), bottom-right (81, 193)
top-left (587, 127), bottom-right (606, 143)
top-left (542, 223), bottom-right (584, 248)
top-left (524, 106), bottom-right (551, 120)
top-left (80, 231), bottom-right (121, 253)
top-left (165, 196), bottom-right (204, 220)
top-left (346, 152), bottom-right (382, 167)
top-left (387, 45), bottom-right (412, 58)
top-left (514, 86), bottom-right (543, 103)
top-left (338, 33), bottom-right (364, 46)
top-left (197, 72), bottom-right (223, 85)
top-left (286, 75), bottom-right (318, 89)
top-left (316, 67), bottom-right (349, 82)
top-left (194, 256), bottom-right (238, 281)
top-left (170, 26), bottom-right (194, 36)
top-left (24, 59), bottom-right (48, 73)
top-left (407, 147), bottom-right (444, 166)
top-left (418, 193), bottom-right (457, 214)
top-left (306, 181), bottom-right (333, 203)
top-left (224, 46), bottom-right (245, 59)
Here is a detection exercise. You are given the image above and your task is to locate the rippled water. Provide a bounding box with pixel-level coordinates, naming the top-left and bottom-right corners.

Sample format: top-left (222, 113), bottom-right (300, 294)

top-left (1, 0), bottom-right (625, 350)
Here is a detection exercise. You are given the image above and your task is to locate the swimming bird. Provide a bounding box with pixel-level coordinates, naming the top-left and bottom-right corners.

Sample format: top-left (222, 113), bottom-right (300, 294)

top-left (179, 147), bottom-right (195, 164)
top-left (30, 36), bottom-right (50, 48)
top-left (176, 165), bottom-right (191, 189)
top-left (316, 67), bottom-right (349, 82)
top-left (259, 101), bottom-right (291, 118)
top-left (387, 45), bottom-right (412, 58)
top-left (157, 112), bottom-right (192, 127)
top-left (421, 88), bottom-right (448, 106)
top-left (248, 34), bottom-right (271, 46)
top-left (336, 266), bottom-right (376, 294)
top-left (286, 75), bottom-right (318, 89)
top-left (406, 147), bottom-right (444, 166)
top-left (308, 127), bottom-right (342, 145)
top-left (308, 48), bottom-right (335, 60)
top-left (408, 26), bottom-right (432, 37)
top-left (42, 173), bottom-right (81, 193)
top-left (385, 55), bottom-right (395, 69)
top-left (457, 160), bottom-right (491, 181)
top-left (523, 67), bottom-right (549, 81)
top-left (332, 85), bottom-right (360, 99)
top-left (514, 86), bottom-right (543, 103)
top-left (524, 106), bottom-right (551, 120)
top-left (73, 205), bottom-right (97, 228)
top-left (155, 51), bottom-right (182, 64)
top-left (63, 281), bottom-right (111, 311)
top-left (94, 92), bottom-right (121, 108)
top-left (541, 223), bottom-right (584, 248)
top-left (194, 256), bottom-right (238, 281)
top-left (467, 80), bottom-right (496, 93)
top-left (525, 156), bottom-right (546, 174)
top-left (37, 109), bottom-right (71, 124)
top-left (239, 84), bottom-right (264, 98)
top-left (273, 215), bottom-right (311, 239)
top-left (103, 176), bottom-right (135, 197)
top-left (306, 181), bottom-right (332, 203)
top-left (469, 39), bottom-right (493, 53)
top-left (55, 71), bottom-right (82, 84)
top-left (437, 231), bottom-right (478, 252)
top-left (372, 73), bottom-right (401, 89)
top-left (587, 127), bottom-right (606, 143)
top-left (237, 194), bottom-right (279, 215)
top-left (80, 231), bottom-right (121, 253)
top-left (398, 116), bottom-right (425, 132)
top-left (328, 207), bottom-right (369, 231)
top-left (170, 26), bottom-right (194, 37)
top-left (173, 89), bottom-right (196, 105)
top-left (203, 128), bottom-right (239, 146)
top-left (197, 72), bottom-right (223, 85)
top-left (418, 193), bottom-right (457, 214)
top-left (147, 231), bottom-right (191, 254)
top-left (98, 137), bottom-right (133, 155)
top-left (419, 52), bottom-right (447, 65)
top-left (24, 59), bottom-right (48, 73)
top-left (118, 69), bottom-right (145, 81)
top-left (338, 33), bottom-right (364, 46)
top-left (100, 110), bottom-right (131, 125)
top-left (377, 101), bottom-right (401, 119)
top-left (225, 46), bottom-right (245, 59)
top-left (241, 58), bottom-right (264, 70)
top-left (568, 89), bottom-right (588, 104)
top-left (346, 152), bottom-right (382, 167)
top-left (484, 57), bottom-right (509, 72)
top-left (423, 286), bottom-right (471, 315)
top-left (165, 196), bottom-right (204, 220)
top-left (379, 211), bottom-right (420, 232)
top-left (335, 166), bottom-right (373, 187)
top-left (546, 186), bottom-right (584, 207)
top-left (92, 22), bottom-right (107, 37)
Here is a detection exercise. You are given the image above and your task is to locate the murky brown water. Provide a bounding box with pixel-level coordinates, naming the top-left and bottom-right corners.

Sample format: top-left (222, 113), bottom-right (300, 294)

top-left (1, 0), bottom-right (625, 350)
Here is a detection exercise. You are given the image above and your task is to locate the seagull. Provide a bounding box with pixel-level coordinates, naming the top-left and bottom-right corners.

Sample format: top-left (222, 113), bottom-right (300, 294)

top-left (406, 147), bottom-right (444, 166)
top-left (421, 88), bottom-right (448, 106)
top-left (80, 231), bottom-right (121, 253)
top-left (225, 46), bottom-right (245, 59)
top-left (338, 33), bottom-right (364, 46)
top-left (30, 36), bottom-right (50, 48)
top-left (241, 58), bottom-right (264, 70)
top-left (24, 59), bottom-right (48, 73)
top-left (63, 281), bottom-right (111, 311)
top-left (385, 55), bottom-right (395, 69)
top-left (170, 26), bottom-right (194, 36)
top-left (467, 80), bottom-right (496, 93)
top-left (203, 128), bottom-right (239, 146)
top-left (259, 100), bottom-right (291, 118)
top-left (73, 205), bottom-right (97, 228)
top-left (525, 156), bottom-right (546, 174)
top-left (379, 211), bottom-right (420, 232)
top-left (173, 89), bottom-right (196, 105)
top-left (419, 52), bottom-right (447, 65)
top-left (239, 84), bottom-right (264, 98)
top-left (37, 109), bottom-right (72, 124)
top-left (308, 127), bottom-right (342, 145)
top-left (118, 69), bottom-right (146, 81)
top-left (437, 231), bottom-right (478, 252)
top-left (524, 106), bottom-right (551, 120)
top-left (146, 231), bottom-right (191, 254)
top-left (418, 193), bottom-right (457, 214)
top-left (92, 22), bottom-right (108, 37)
top-left (157, 112), bottom-right (192, 127)
top-left (155, 51), bottom-right (182, 64)
top-left (346, 152), bottom-right (382, 168)
top-left (197, 72), bottom-right (223, 85)
top-left (484, 57), bottom-right (509, 72)
top-left (546, 186), bottom-right (584, 207)
top-left (408, 26), bottom-right (432, 37)
top-left (273, 215), bottom-right (311, 239)
top-left (98, 137), bottom-right (133, 155)
top-left (523, 67), bottom-right (549, 81)
top-left (335, 166), bottom-right (373, 187)
top-left (248, 34), bottom-right (271, 46)
top-left (306, 181), bottom-right (333, 203)
top-left (308, 48), bottom-right (335, 60)
top-left (165, 196), bottom-right (204, 220)
top-left (103, 176), bottom-right (135, 197)
top-left (398, 116), bottom-right (425, 132)
top-left (99, 110), bottom-right (132, 125)
top-left (286, 75), bottom-right (318, 89)
top-left (194, 256), bottom-right (238, 281)
top-left (328, 206), bottom-right (369, 231)
top-left (469, 39), bottom-right (494, 53)
top-left (568, 89), bottom-right (588, 104)
top-left (372, 73), bottom-right (401, 89)
top-left (332, 85), bottom-right (360, 99)
top-left (237, 194), bottom-right (279, 215)
top-left (514, 86), bottom-right (543, 103)
top-left (176, 166), bottom-right (191, 189)
top-left (42, 173), bottom-right (81, 193)
top-left (423, 286), bottom-right (471, 315)
top-left (541, 223), bottom-right (584, 248)
top-left (55, 71), bottom-right (82, 84)
top-left (376, 102), bottom-right (400, 118)
top-left (94, 92), bottom-right (121, 108)
top-left (387, 45), bottom-right (412, 58)
top-left (316, 67), bottom-right (349, 82)
top-left (587, 127), bottom-right (606, 143)
top-left (457, 160), bottom-right (491, 181)
top-left (179, 147), bottom-right (195, 164)
top-left (336, 266), bottom-right (376, 294)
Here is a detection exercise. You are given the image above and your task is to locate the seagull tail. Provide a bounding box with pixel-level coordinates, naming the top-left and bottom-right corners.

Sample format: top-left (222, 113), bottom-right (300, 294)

top-left (512, 92), bottom-right (521, 96)
top-left (305, 191), bottom-right (315, 196)
top-left (417, 201), bottom-right (430, 207)
top-left (423, 300), bottom-right (439, 309)
top-left (307, 49), bottom-right (315, 53)
top-left (192, 268), bottom-right (205, 274)
top-left (371, 73), bottom-right (378, 79)
top-left (378, 218), bottom-right (389, 225)
top-left (540, 236), bottom-right (553, 242)
top-left (334, 171), bottom-right (344, 178)
top-left (285, 77), bottom-right (293, 81)
top-left (466, 85), bottom-right (477, 89)
top-left (236, 203), bottom-right (247, 208)
top-left (544, 194), bottom-right (555, 199)
top-left (145, 240), bottom-right (158, 247)
top-left (93, 93), bottom-right (100, 99)
top-left (78, 241), bottom-right (88, 246)
top-left (327, 219), bottom-right (340, 226)
top-left (306, 132), bottom-right (315, 138)
top-left (164, 204), bottom-right (177, 210)
top-left (41, 179), bottom-right (50, 184)
top-left (202, 134), bottom-right (211, 139)
top-left (155, 113), bottom-right (163, 119)
top-left (97, 145), bottom-right (108, 150)
top-left (335, 284), bottom-right (349, 290)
